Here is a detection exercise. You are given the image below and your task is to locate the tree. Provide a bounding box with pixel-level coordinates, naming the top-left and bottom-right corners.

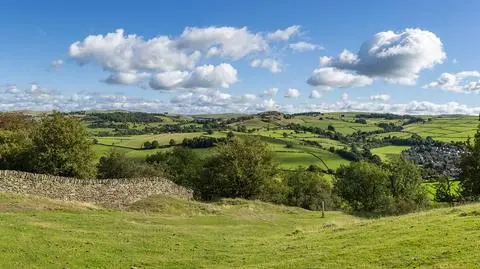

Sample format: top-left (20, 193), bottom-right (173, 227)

top-left (98, 150), bottom-right (162, 179)
top-left (30, 112), bottom-right (96, 179)
top-left (285, 170), bottom-right (335, 210)
top-left (327, 124), bottom-right (335, 132)
top-left (335, 161), bottom-right (391, 213)
top-left (143, 141), bottom-right (152, 149)
top-left (227, 131), bottom-right (235, 139)
top-left (385, 157), bottom-right (429, 213)
top-left (146, 147), bottom-right (203, 190)
top-left (169, 139), bottom-right (176, 146)
top-left (206, 129), bottom-right (214, 135)
top-left (198, 137), bottom-right (276, 200)
top-left (151, 140), bottom-right (160, 149)
top-left (459, 125), bottom-right (480, 198)
top-left (98, 151), bottom-right (137, 179)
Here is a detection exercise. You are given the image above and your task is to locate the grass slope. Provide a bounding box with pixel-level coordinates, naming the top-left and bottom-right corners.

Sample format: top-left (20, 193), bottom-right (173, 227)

top-left (1, 192), bottom-right (480, 268)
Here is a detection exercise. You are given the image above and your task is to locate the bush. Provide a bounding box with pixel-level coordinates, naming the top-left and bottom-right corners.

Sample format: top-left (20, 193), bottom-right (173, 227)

top-left (198, 137), bottom-right (276, 200)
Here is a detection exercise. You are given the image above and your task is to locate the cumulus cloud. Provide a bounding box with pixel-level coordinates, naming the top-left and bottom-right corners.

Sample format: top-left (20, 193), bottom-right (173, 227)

top-left (369, 94), bottom-right (390, 102)
top-left (103, 72), bottom-right (149, 85)
top-left (149, 63), bottom-right (238, 90)
top-left (3, 83), bottom-right (480, 115)
top-left (341, 93), bottom-right (349, 102)
top-left (250, 58), bottom-right (283, 73)
top-left (309, 90), bottom-right (322, 99)
top-left (310, 28), bottom-right (446, 87)
top-left (267, 25), bottom-right (301, 41)
top-left (423, 71), bottom-right (480, 93)
top-left (178, 26), bottom-right (268, 59)
top-left (69, 29), bottom-right (201, 74)
top-left (261, 87), bottom-right (279, 97)
top-left (307, 67), bottom-right (373, 88)
top-left (284, 88), bottom-right (301, 98)
top-left (289, 41), bottom-right (323, 52)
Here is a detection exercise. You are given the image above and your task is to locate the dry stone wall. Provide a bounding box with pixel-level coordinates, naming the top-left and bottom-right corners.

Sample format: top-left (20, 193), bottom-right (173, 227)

top-left (0, 170), bottom-right (193, 208)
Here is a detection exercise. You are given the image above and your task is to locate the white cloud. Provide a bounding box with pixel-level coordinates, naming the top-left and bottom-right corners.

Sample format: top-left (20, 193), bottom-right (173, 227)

top-left (178, 26), bottom-right (268, 59)
top-left (341, 93), bottom-right (349, 101)
top-left (3, 83), bottom-right (480, 115)
top-left (284, 88), bottom-right (301, 98)
top-left (267, 25), bottom-right (301, 41)
top-left (49, 59), bottom-right (64, 70)
top-left (149, 63), bottom-right (238, 90)
top-left (289, 41), bottom-right (322, 52)
top-left (423, 71), bottom-right (480, 93)
top-left (69, 29), bottom-right (201, 74)
top-left (312, 28), bottom-right (446, 87)
top-left (309, 90), bottom-right (322, 99)
top-left (103, 71), bottom-right (149, 85)
top-left (369, 94), bottom-right (390, 102)
top-left (250, 58), bottom-right (283, 73)
top-left (262, 87), bottom-right (278, 97)
top-left (452, 58), bottom-right (458, 64)
top-left (307, 67), bottom-right (373, 88)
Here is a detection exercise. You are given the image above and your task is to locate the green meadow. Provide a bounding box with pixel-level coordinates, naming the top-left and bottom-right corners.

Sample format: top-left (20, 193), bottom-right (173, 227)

top-left (1, 192), bottom-right (479, 269)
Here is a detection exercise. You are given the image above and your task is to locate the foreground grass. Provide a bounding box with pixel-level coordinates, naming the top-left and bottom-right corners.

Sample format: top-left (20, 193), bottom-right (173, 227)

top-left (1, 193), bottom-right (480, 268)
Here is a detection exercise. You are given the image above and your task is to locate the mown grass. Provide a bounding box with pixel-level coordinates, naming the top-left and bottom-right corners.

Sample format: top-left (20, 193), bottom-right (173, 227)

top-left (1, 192), bottom-right (480, 268)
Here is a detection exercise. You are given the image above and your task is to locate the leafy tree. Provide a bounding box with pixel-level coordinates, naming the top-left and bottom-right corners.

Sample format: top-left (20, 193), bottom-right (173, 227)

top-left (327, 124), bottom-right (335, 132)
top-left (385, 157), bottom-right (429, 213)
top-left (146, 147), bottom-right (203, 190)
top-left (226, 131), bottom-right (235, 139)
top-left (143, 141), bottom-right (152, 149)
top-left (198, 137), bottom-right (276, 200)
top-left (151, 140), bottom-right (160, 149)
top-left (30, 112), bottom-right (96, 179)
top-left (206, 129), bottom-right (214, 135)
top-left (335, 161), bottom-right (391, 213)
top-left (459, 126), bottom-right (480, 198)
top-left (285, 170), bottom-right (336, 210)
top-left (169, 139), bottom-right (176, 146)
top-left (98, 150), bottom-right (162, 179)
top-left (435, 176), bottom-right (459, 203)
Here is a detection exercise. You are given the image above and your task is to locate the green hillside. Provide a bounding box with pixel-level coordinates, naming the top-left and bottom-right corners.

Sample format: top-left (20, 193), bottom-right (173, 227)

top-left (1, 192), bottom-right (479, 268)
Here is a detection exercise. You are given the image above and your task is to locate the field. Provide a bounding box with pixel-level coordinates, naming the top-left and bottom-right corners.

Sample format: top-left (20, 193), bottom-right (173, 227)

top-left (403, 116), bottom-right (478, 142)
top-left (371, 145), bottom-right (411, 161)
top-left (1, 192), bottom-right (480, 268)
top-left (88, 113), bottom-right (479, 170)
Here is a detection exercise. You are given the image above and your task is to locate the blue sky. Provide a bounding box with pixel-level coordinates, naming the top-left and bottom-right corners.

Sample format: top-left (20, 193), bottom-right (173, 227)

top-left (1, 0), bottom-right (480, 114)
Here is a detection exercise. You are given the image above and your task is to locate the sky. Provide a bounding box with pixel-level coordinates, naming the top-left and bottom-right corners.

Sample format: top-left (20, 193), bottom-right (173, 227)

top-left (1, 0), bottom-right (480, 114)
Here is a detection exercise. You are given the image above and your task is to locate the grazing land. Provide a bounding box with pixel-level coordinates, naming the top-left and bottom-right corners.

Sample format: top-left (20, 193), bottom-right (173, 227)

top-left (85, 111), bottom-right (478, 172)
top-left (1, 192), bottom-right (479, 269)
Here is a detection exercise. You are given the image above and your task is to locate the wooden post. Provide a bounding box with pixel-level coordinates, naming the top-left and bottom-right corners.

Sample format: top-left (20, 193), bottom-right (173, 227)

top-left (321, 201), bottom-right (325, 218)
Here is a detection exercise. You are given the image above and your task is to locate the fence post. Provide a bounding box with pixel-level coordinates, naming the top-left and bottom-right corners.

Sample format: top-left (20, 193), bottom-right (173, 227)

top-left (321, 201), bottom-right (325, 218)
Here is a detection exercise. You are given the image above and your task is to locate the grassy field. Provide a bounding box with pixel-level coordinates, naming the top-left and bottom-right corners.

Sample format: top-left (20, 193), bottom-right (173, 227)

top-left (371, 145), bottom-right (411, 161)
top-left (403, 116), bottom-right (478, 142)
top-left (1, 192), bottom-right (480, 268)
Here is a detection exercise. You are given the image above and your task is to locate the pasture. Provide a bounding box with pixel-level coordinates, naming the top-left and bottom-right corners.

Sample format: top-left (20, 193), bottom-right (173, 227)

top-left (1, 192), bottom-right (479, 268)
